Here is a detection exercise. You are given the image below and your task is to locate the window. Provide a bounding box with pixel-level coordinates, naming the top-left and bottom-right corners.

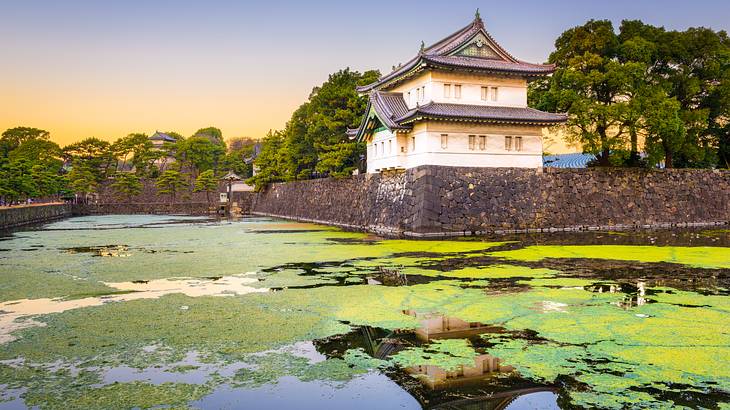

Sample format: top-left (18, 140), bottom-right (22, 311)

top-left (374, 143), bottom-right (377, 157)
top-left (505, 136), bottom-right (513, 151)
top-left (479, 135), bottom-right (486, 150)
top-left (454, 84), bottom-right (462, 99)
top-left (491, 87), bottom-right (498, 101)
top-left (468, 135), bottom-right (476, 150)
top-left (407, 91), bottom-right (411, 104)
top-left (388, 139), bottom-right (392, 154)
top-left (444, 84), bottom-right (451, 98)
top-left (481, 86), bottom-right (488, 101)
top-left (411, 136), bottom-right (416, 151)
top-left (381, 141), bottom-right (385, 155)
top-left (441, 134), bottom-right (448, 149)
top-left (514, 136), bottom-right (523, 151)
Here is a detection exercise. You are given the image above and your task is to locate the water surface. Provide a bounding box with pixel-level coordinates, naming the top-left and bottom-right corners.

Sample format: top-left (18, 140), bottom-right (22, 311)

top-left (0, 215), bottom-right (728, 409)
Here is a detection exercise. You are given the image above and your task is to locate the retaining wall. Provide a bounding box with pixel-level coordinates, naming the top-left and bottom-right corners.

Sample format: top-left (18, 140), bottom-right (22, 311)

top-left (252, 166), bottom-right (730, 237)
top-left (0, 204), bottom-right (72, 230)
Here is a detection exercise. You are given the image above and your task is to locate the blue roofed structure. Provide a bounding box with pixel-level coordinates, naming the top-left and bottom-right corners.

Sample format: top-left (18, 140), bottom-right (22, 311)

top-left (543, 153), bottom-right (596, 168)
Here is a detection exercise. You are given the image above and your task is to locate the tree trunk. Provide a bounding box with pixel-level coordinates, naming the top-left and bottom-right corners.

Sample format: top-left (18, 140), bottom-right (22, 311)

top-left (597, 125), bottom-right (611, 167)
top-left (629, 128), bottom-right (640, 166)
top-left (665, 150), bottom-right (674, 168)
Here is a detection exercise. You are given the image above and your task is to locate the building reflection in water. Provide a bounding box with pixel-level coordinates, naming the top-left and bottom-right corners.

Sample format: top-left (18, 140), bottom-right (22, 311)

top-left (402, 310), bottom-right (514, 390)
top-left (586, 281), bottom-right (650, 309)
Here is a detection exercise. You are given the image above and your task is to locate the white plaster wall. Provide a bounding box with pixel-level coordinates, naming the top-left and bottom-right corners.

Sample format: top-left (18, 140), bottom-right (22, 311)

top-left (385, 71), bottom-right (528, 108)
top-left (431, 81), bottom-right (526, 107)
top-left (367, 129), bottom-right (543, 172)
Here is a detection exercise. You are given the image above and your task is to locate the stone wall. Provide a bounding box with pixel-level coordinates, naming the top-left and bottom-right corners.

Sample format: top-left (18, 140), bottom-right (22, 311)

top-left (0, 204), bottom-right (72, 230)
top-left (252, 166), bottom-right (730, 237)
top-left (252, 171), bottom-right (416, 236)
top-left (87, 180), bottom-right (254, 216)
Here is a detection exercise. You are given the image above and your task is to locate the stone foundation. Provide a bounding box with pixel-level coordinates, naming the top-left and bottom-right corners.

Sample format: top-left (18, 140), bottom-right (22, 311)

top-left (252, 166), bottom-right (730, 237)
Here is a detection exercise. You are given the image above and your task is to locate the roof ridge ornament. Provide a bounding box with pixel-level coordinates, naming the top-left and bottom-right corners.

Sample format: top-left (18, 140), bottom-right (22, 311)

top-left (419, 40), bottom-right (425, 55)
top-left (474, 8), bottom-right (484, 28)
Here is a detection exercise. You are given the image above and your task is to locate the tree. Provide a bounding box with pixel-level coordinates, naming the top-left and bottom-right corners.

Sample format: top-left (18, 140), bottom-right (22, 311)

top-left (67, 163), bottom-right (98, 204)
top-left (176, 137), bottom-right (225, 178)
top-left (533, 20), bottom-right (634, 166)
top-left (111, 172), bottom-right (143, 203)
top-left (0, 159), bottom-right (36, 204)
top-left (252, 68), bottom-right (379, 188)
top-left (193, 170), bottom-right (218, 204)
top-left (221, 137), bottom-right (256, 178)
top-left (112, 133), bottom-right (153, 173)
top-left (63, 138), bottom-right (115, 181)
top-left (640, 90), bottom-right (687, 167)
top-left (248, 130), bottom-right (286, 191)
top-left (156, 169), bottom-right (188, 203)
top-left (534, 19), bottom-right (730, 168)
top-left (0, 127), bottom-right (50, 159)
top-left (192, 127), bottom-right (225, 146)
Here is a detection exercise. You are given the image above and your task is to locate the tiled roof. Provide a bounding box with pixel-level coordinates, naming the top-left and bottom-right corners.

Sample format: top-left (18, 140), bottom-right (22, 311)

top-left (149, 131), bottom-right (176, 142)
top-left (352, 91), bottom-right (567, 140)
top-left (357, 14), bottom-right (554, 93)
top-left (422, 55), bottom-right (555, 75)
top-left (396, 103), bottom-right (568, 125)
top-left (371, 92), bottom-right (411, 129)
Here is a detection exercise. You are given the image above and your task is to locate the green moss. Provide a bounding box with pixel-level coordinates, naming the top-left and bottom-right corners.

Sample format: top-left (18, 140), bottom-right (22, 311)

top-left (490, 245), bottom-right (730, 269)
top-left (1, 216), bottom-right (729, 409)
top-left (389, 339), bottom-right (479, 372)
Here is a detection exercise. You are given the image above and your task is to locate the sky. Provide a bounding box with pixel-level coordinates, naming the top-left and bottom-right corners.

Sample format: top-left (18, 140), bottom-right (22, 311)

top-left (1, 0), bottom-right (729, 146)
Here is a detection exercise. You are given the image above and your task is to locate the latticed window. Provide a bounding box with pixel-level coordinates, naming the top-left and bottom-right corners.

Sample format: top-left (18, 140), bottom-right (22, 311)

top-left (515, 136), bottom-right (523, 151)
top-left (444, 84), bottom-right (451, 98)
top-left (468, 135), bottom-right (476, 150)
top-left (454, 85), bottom-right (462, 99)
top-left (481, 86), bottom-right (488, 101)
top-left (441, 134), bottom-right (448, 149)
top-left (479, 135), bottom-right (486, 150)
top-left (505, 136), bottom-right (513, 151)
top-left (491, 87), bottom-right (499, 101)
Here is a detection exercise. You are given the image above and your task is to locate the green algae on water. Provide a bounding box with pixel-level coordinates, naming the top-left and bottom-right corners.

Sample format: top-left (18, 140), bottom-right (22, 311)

top-left (490, 244), bottom-right (730, 269)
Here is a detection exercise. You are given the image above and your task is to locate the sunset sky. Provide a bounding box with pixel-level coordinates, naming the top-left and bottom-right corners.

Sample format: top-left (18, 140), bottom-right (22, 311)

top-left (2, 0), bottom-right (729, 146)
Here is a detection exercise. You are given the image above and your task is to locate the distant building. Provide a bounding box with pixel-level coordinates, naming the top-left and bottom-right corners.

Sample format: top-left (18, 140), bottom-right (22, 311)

top-left (148, 131), bottom-right (177, 170)
top-left (351, 11), bottom-right (567, 174)
top-left (149, 131), bottom-right (177, 149)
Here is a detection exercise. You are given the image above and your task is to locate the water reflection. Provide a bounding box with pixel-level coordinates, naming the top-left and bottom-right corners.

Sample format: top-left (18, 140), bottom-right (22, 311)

top-left (585, 281), bottom-right (652, 309)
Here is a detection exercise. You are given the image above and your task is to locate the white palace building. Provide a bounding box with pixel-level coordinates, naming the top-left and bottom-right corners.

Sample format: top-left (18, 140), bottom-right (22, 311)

top-left (351, 12), bottom-right (567, 173)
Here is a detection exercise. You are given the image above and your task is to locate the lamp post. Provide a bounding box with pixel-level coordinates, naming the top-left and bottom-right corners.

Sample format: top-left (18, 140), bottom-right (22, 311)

top-left (220, 171), bottom-right (241, 218)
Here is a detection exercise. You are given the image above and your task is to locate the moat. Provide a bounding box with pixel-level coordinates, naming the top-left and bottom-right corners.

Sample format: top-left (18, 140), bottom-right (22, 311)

top-left (0, 215), bottom-right (728, 409)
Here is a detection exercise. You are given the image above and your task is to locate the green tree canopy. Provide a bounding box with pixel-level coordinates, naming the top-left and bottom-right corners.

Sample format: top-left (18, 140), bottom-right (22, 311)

top-left (176, 137), bottom-right (225, 177)
top-left (533, 19), bottom-right (730, 168)
top-left (111, 172), bottom-right (143, 202)
top-left (193, 169), bottom-right (219, 204)
top-left (156, 169), bottom-right (189, 203)
top-left (251, 68), bottom-right (379, 189)
top-left (0, 127), bottom-right (50, 159)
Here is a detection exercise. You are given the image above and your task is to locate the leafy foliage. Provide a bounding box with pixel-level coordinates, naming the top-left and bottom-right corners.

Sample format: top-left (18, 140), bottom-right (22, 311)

top-left (155, 169), bottom-right (189, 203)
top-left (533, 20), bottom-right (730, 168)
top-left (250, 68), bottom-right (379, 190)
top-left (111, 172), bottom-right (143, 202)
top-left (193, 169), bottom-right (218, 203)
